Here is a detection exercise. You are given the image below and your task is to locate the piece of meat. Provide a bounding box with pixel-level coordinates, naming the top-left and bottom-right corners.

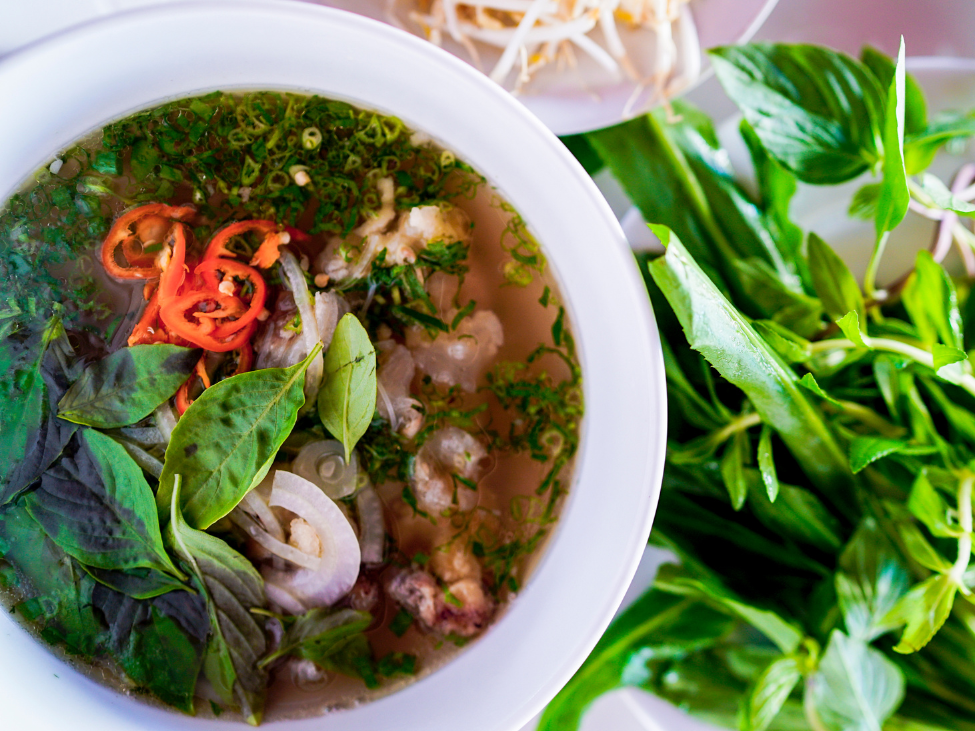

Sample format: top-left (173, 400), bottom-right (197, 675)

top-left (412, 427), bottom-right (488, 514)
top-left (386, 568), bottom-right (495, 638)
top-left (406, 310), bottom-right (503, 392)
top-left (254, 290), bottom-right (348, 370)
top-left (348, 575), bottom-right (381, 613)
top-left (288, 518), bottom-right (322, 558)
top-left (376, 342), bottom-right (424, 438)
top-left (430, 543), bottom-right (482, 584)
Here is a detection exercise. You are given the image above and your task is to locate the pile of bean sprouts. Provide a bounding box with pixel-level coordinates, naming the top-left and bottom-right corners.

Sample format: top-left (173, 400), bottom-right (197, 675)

top-left (390, 0), bottom-right (700, 116)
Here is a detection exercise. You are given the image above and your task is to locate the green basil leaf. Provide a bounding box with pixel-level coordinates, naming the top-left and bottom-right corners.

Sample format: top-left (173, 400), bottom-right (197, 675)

top-left (757, 425), bottom-right (779, 502)
top-left (167, 478), bottom-right (268, 723)
top-left (908, 470), bottom-right (962, 538)
top-left (157, 347), bottom-right (320, 529)
top-left (0, 322), bottom-right (78, 506)
top-left (733, 258), bottom-right (822, 338)
top-left (849, 435), bottom-right (910, 473)
top-left (808, 630), bottom-right (905, 728)
top-left (837, 311), bottom-right (867, 347)
top-left (905, 110), bottom-right (975, 174)
top-left (753, 321), bottom-right (812, 364)
top-left (932, 344), bottom-right (967, 372)
top-left (648, 225), bottom-right (854, 508)
top-left (746, 471), bottom-right (842, 552)
top-left (654, 563), bottom-right (804, 654)
top-left (25, 428), bottom-right (181, 577)
top-left (807, 232), bottom-right (865, 324)
top-left (0, 503), bottom-right (102, 656)
top-left (898, 523), bottom-right (953, 574)
top-left (849, 182), bottom-right (882, 220)
top-left (709, 44), bottom-right (884, 184)
top-left (798, 373), bottom-right (842, 406)
top-left (91, 582), bottom-right (209, 712)
top-left (916, 173), bottom-right (975, 216)
top-left (836, 518), bottom-right (910, 642)
top-left (720, 429), bottom-right (749, 511)
top-left (886, 574), bottom-right (958, 653)
top-left (318, 313), bottom-right (377, 463)
top-left (901, 251), bottom-right (963, 350)
top-left (538, 587), bottom-right (733, 731)
top-left (83, 565), bottom-right (188, 601)
top-left (875, 38), bottom-right (910, 238)
top-left (861, 45), bottom-right (927, 136)
top-left (261, 607), bottom-right (372, 669)
top-left (57, 344), bottom-right (200, 428)
top-left (742, 656), bottom-right (802, 731)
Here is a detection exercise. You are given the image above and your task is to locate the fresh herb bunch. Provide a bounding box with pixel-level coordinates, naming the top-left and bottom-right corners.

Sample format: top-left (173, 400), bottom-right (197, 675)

top-left (545, 40), bottom-right (975, 731)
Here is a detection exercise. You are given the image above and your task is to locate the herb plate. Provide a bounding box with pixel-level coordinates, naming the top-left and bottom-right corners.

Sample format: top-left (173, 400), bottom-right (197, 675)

top-left (0, 1), bottom-right (665, 730)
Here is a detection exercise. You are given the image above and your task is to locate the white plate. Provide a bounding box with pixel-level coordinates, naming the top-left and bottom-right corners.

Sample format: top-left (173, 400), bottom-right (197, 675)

top-left (319, 0), bottom-right (779, 136)
top-left (0, 2), bottom-right (666, 730)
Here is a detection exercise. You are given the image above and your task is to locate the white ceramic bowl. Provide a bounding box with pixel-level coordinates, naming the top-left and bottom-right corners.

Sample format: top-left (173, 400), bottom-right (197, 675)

top-left (0, 2), bottom-right (666, 730)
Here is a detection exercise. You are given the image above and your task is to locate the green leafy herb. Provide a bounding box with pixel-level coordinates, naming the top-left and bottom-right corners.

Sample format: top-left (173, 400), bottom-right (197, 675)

top-left (25, 428), bottom-right (182, 577)
top-left (157, 346), bottom-right (320, 529)
top-left (318, 313), bottom-right (377, 462)
top-left (57, 344), bottom-right (200, 428)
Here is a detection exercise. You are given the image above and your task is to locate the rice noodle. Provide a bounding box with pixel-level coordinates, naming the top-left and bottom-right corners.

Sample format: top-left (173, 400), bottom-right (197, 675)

top-left (280, 251), bottom-right (324, 406)
top-left (230, 509), bottom-right (321, 570)
top-left (356, 486), bottom-right (386, 565)
top-left (114, 439), bottom-right (163, 479)
top-left (265, 581), bottom-right (308, 616)
top-left (241, 485), bottom-right (286, 541)
top-left (154, 402), bottom-right (178, 441)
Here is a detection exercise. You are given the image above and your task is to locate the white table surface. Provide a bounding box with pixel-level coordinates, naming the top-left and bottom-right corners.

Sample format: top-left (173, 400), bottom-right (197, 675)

top-left (1, 1), bottom-right (973, 729)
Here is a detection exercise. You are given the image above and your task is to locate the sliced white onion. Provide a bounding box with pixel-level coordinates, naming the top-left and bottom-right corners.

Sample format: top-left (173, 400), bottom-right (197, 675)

top-left (262, 471), bottom-right (361, 609)
top-left (265, 581), bottom-right (308, 616)
top-left (292, 440), bottom-right (359, 500)
top-left (281, 251), bottom-right (324, 407)
top-left (229, 509), bottom-right (320, 571)
top-left (356, 486), bottom-right (386, 566)
top-left (154, 402), bottom-right (178, 441)
top-left (240, 488), bottom-right (285, 541)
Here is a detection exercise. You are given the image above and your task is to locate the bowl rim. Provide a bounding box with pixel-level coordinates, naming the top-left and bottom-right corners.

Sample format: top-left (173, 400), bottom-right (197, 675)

top-left (0, 2), bottom-right (667, 730)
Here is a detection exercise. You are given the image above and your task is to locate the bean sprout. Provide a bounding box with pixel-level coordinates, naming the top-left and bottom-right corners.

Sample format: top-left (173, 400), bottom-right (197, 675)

top-left (399, 0), bottom-right (697, 115)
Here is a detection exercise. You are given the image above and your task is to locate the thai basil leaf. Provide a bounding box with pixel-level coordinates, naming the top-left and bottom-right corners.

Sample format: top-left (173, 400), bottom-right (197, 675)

top-left (875, 38), bottom-right (910, 238)
top-left (537, 587), bottom-right (734, 731)
top-left (932, 344), bottom-right (967, 372)
top-left (261, 608), bottom-right (372, 669)
top-left (849, 436), bottom-right (910, 474)
top-left (654, 563), bottom-right (803, 654)
top-left (648, 225), bottom-right (855, 507)
top-left (908, 470), bottom-right (962, 538)
top-left (849, 183), bottom-right (882, 220)
top-left (0, 502), bottom-right (102, 656)
top-left (166, 479), bottom-right (268, 724)
top-left (25, 428), bottom-right (181, 577)
top-left (837, 312), bottom-right (867, 347)
top-left (916, 173), bottom-right (975, 216)
top-left (157, 347), bottom-right (319, 529)
top-left (807, 232), bottom-right (865, 324)
top-left (91, 581), bottom-right (209, 712)
top-left (709, 44), bottom-right (884, 184)
top-left (898, 524), bottom-right (953, 574)
top-left (886, 574), bottom-right (958, 653)
top-left (739, 119), bottom-right (805, 271)
top-left (720, 430), bottom-right (749, 511)
top-left (860, 45), bottom-right (927, 136)
top-left (733, 258), bottom-right (822, 338)
top-left (84, 565), bottom-right (188, 600)
top-left (798, 373), bottom-right (842, 406)
top-left (757, 425), bottom-right (779, 502)
top-left (905, 110), bottom-right (975, 174)
top-left (746, 472), bottom-right (842, 552)
top-left (808, 630), bottom-right (905, 729)
top-left (902, 254), bottom-right (964, 354)
top-left (753, 321), bottom-right (811, 364)
top-left (57, 344), bottom-right (200, 428)
top-left (835, 519), bottom-right (910, 642)
top-left (660, 334), bottom-right (725, 431)
top-left (318, 313), bottom-right (377, 463)
top-left (0, 322), bottom-right (78, 506)
top-left (742, 656), bottom-right (802, 731)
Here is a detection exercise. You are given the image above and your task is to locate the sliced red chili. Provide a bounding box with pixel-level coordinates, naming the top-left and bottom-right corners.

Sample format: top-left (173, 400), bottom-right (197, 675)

top-left (194, 258), bottom-right (267, 336)
top-left (161, 291), bottom-right (256, 352)
top-left (204, 220), bottom-right (278, 261)
top-left (158, 223), bottom-right (190, 305)
top-left (101, 204), bottom-right (195, 280)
